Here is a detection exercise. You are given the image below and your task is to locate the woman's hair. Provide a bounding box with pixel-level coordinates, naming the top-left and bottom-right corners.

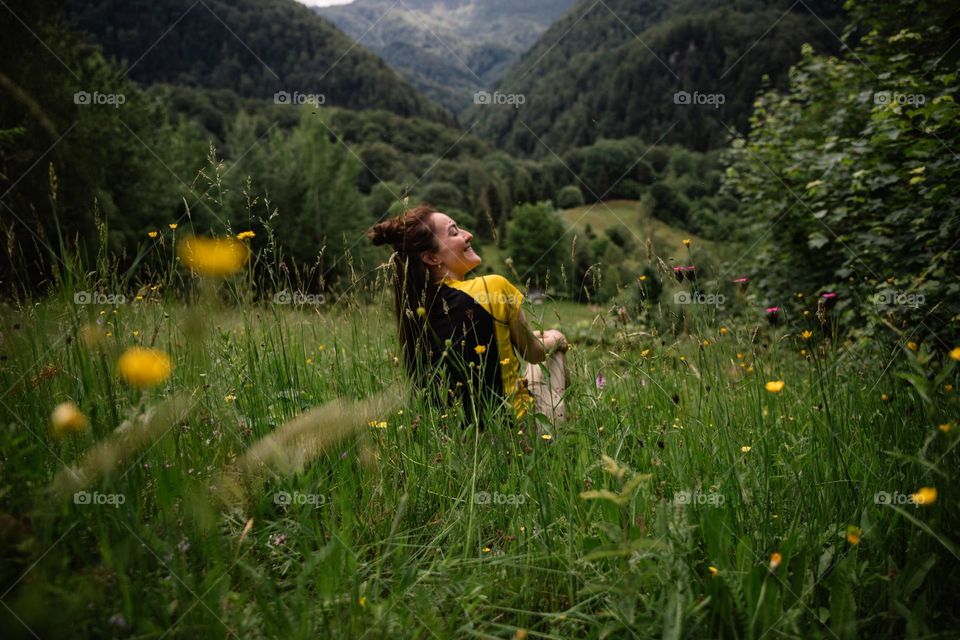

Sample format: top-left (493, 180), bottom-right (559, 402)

top-left (368, 206), bottom-right (441, 383)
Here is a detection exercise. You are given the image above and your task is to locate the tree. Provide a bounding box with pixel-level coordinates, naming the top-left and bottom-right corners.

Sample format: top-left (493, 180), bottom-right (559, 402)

top-left (505, 201), bottom-right (567, 289)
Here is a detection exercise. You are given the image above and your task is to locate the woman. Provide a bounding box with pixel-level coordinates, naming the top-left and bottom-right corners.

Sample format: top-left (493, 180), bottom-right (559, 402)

top-left (369, 206), bottom-right (569, 430)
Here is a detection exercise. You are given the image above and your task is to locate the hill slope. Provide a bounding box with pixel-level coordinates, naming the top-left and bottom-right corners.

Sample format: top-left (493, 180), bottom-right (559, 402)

top-left (315, 0), bottom-right (577, 115)
top-left (68, 0), bottom-right (453, 123)
top-left (472, 0), bottom-right (845, 155)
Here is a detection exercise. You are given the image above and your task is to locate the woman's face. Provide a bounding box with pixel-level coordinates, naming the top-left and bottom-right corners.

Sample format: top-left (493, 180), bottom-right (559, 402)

top-left (422, 212), bottom-right (481, 280)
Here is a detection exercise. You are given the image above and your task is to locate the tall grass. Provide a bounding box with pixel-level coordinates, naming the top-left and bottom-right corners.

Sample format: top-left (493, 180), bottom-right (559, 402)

top-left (0, 207), bottom-right (957, 639)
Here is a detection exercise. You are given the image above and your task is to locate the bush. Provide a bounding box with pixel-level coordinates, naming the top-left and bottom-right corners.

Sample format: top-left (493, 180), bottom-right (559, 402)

top-left (556, 185), bottom-right (585, 209)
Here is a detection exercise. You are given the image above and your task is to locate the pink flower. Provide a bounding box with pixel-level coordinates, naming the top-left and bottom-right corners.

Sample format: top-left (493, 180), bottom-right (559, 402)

top-left (766, 306), bottom-right (781, 325)
top-left (595, 373), bottom-right (606, 390)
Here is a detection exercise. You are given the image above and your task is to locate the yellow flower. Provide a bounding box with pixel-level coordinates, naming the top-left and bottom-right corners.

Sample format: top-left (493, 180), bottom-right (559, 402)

top-left (640, 349), bottom-right (650, 357)
top-left (946, 384), bottom-right (954, 392)
top-left (702, 339), bottom-right (710, 347)
top-left (116, 347), bottom-right (172, 388)
top-left (168, 223), bottom-right (178, 230)
top-left (482, 546), bottom-right (491, 553)
top-left (50, 402), bottom-right (88, 438)
top-left (541, 433), bottom-right (553, 441)
top-left (147, 231), bottom-right (158, 238)
top-left (682, 238), bottom-right (692, 247)
top-left (740, 445), bottom-right (751, 453)
top-left (769, 552), bottom-right (782, 570)
top-left (801, 330), bottom-right (813, 340)
top-left (500, 357), bottom-right (512, 366)
top-left (225, 394), bottom-right (237, 402)
top-left (939, 423), bottom-right (953, 433)
top-left (736, 353), bottom-right (744, 359)
top-left (950, 347), bottom-right (960, 361)
top-left (638, 275), bottom-right (647, 282)
top-left (318, 344), bottom-right (325, 352)
top-left (367, 420), bottom-right (388, 429)
top-left (416, 307), bottom-right (426, 317)
top-left (800, 349), bottom-right (808, 357)
top-left (881, 393), bottom-right (890, 402)
top-left (765, 380), bottom-right (785, 393)
top-left (306, 357), bottom-right (313, 365)
top-left (719, 327), bottom-right (728, 335)
top-left (178, 236), bottom-right (250, 278)
top-left (358, 596), bottom-right (367, 608)
top-left (708, 566), bottom-right (719, 577)
top-left (236, 230), bottom-right (256, 240)
top-left (906, 341), bottom-right (918, 351)
top-left (846, 525), bottom-right (862, 545)
top-left (912, 487), bottom-right (937, 506)
top-left (746, 366), bottom-right (754, 373)
top-left (132, 330), bottom-right (139, 337)
top-left (474, 345), bottom-right (487, 355)
top-left (514, 630), bottom-right (528, 640)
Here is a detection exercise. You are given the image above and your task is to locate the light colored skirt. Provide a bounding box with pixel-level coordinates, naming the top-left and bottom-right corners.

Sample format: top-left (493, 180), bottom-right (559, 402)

top-left (522, 351), bottom-right (569, 429)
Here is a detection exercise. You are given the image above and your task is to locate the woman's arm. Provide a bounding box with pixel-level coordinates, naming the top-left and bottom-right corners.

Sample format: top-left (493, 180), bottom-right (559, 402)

top-left (508, 309), bottom-right (567, 364)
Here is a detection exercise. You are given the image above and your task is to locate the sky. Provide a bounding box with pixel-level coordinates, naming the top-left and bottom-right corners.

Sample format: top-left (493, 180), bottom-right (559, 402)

top-left (296, 0), bottom-right (355, 6)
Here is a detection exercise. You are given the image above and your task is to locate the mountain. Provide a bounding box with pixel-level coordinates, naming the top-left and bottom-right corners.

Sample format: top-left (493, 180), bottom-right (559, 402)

top-left (67, 0), bottom-right (453, 124)
top-left (472, 0), bottom-right (846, 155)
top-left (314, 0), bottom-right (577, 115)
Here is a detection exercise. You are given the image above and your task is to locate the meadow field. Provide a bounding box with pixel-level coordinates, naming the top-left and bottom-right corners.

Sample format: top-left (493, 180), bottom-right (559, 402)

top-left (0, 232), bottom-right (956, 640)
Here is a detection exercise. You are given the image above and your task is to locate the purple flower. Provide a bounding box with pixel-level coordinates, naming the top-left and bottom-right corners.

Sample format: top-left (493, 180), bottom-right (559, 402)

top-left (820, 291), bottom-right (837, 309)
top-left (595, 373), bottom-right (606, 390)
top-left (765, 306), bottom-right (781, 325)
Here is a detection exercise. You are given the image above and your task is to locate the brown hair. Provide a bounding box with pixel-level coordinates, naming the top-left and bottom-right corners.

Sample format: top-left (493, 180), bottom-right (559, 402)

top-left (368, 206), bottom-right (441, 383)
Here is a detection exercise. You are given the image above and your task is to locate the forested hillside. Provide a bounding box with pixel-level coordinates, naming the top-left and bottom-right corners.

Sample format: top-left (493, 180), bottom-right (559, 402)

top-left (68, 0), bottom-right (453, 123)
top-left (473, 0), bottom-right (845, 154)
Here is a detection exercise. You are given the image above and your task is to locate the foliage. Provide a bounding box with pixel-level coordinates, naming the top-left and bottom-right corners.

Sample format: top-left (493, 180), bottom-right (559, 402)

top-left (505, 201), bottom-right (567, 289)
top-left (725, 0), bottom-right (960, 346)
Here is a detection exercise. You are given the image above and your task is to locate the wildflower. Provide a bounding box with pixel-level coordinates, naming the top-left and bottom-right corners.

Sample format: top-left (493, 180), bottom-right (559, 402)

top-left (702, 339), bottom-right (710, 347)
top-left (50, 402), bottom-right (88, 438)
top-left (800, 349), bottom-right (808, 357)
top-left (733, 277), bottom-right (749, 291)
top-left (939, 423), bottom-right (953, 433)
top-left (368, 420), bottom-right (388, 429)
top-left (148, 231), bottom-right (158, 238)
top-left (765, 307), bottom-right (781, 325)
top-left (168, 223), bottom-right (178, 230)
top-left (769, 552), bottom-right (782, 570)
top-left (416, 306), bottom-right (426, 317)
top-left (881, 393), bottom-right (890, 402)
top-left (236, 230), bottom-right (256, 240)
top-left (474, 345), bottom-right (487, 355)
top-left (178, 236), bottom-right (250, 278)
top-left (306, 357), bottom-right (313, 365)
top-left (947, 384), bottom-right (955, 392)
top-left (358, 596), bottom-right (367, 608)
top-left (801, 330), bottom-right (813, 341)
top-left (719, 327), bottom-right (728, 335)
top-left (500, 357), bottom-right (511, 366)
top-left (482, 546), bottom-right (491, 553)
top-left (225, 394), bottom-right (237, 402)
top-left (682, 238), bottom-right (692, 247)
top-left (740, 445), bottom-right (751, 453)
top-left (821, 292), bottom-right (837, 309)
top-left (514, 630), bottom-right (528, 640)
top-left (765, 380), bottom-right (785, 394)
top-left (116, 347), bottom-right (172, 388)
top-left (595, 373), bottom-right (606, 389)
top-left (846, 525), bottom-right (862, 545)
top-left (638, 275), bottom-right (647, 282)
top-left (318, 344), bottom-right (325, 352)
top-left (541, 434), bottom-right (553, 441)
top-left (906, 341), bottom-right (918, 351)
top-left (640, 349), bottom-right (650, 357)
top-left (911, 487), bottom-right (937, 506)
top-left (736, 353), bottom-right (743, 359)
top-left (708, 566), bottom-right (719, 578)
top-left (950, 347), bottom-right (960, 361)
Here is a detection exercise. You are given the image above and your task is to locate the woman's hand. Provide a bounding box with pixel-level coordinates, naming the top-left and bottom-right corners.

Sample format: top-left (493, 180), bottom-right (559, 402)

top-left (537, 329), bottom-right (569, 355)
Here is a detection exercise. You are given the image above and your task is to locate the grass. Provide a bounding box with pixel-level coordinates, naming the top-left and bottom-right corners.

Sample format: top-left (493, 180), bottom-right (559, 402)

top-left (0, 235), bottom-right (957, 640)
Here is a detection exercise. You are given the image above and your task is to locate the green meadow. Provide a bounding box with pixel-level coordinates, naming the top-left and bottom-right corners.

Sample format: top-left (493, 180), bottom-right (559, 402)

top-left (0, 233), bottom-right (956, 639)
